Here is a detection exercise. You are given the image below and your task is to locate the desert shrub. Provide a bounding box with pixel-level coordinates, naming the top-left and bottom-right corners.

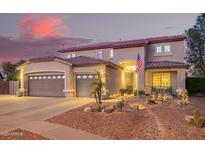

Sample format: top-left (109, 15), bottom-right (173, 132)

top-left (119, 88), bottom-right (127, 96)
top-left (127, 86), bottom-right (133, 95)
top-left (103, 105), bottom-right (115, 113)
top-left (16, 90), bottom-right (23, 97)
top-left (186, 77), bottom-right (205, 95)
top-left (115, 99), bottom-right (124, 111)
top-left (190, 109), bottom-right (205, 128)
top-left (134, 89), bottom-right (145, 96)
top-left (176, 88), bottom-right (189, 104)
top-left (91, 104), bottom-right (102, 112)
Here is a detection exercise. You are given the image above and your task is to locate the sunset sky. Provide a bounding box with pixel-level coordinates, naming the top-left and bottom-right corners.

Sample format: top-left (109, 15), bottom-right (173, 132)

top-left (0, 13), bottom-right (199, 67)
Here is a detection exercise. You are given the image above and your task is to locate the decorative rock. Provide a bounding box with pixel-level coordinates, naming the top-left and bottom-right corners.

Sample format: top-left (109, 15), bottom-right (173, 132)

top-left (175, 99), bottom-right (183, 106)
top-left (84, 107), bottom-right (92, 112)
top-left (184, 115), bottom-right (194, 123)
top-left (92, 104), bottom-right (102, 112)
top-left (104, 105), bottom-right (115, 113)
top-left (138, 104), bottom-right (146, 110)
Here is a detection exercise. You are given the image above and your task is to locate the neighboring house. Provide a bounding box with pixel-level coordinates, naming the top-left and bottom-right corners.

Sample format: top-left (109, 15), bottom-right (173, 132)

top-left (17, 35), bottom-right (188, 97)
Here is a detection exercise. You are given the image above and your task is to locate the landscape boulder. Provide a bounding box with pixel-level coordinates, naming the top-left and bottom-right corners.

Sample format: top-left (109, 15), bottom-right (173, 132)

top-left (84, 107), bottom-right (92, 112)
top-left (184, 115), bottom-right (194, 123)
top-left (103, 105), bottom-right (115, 113)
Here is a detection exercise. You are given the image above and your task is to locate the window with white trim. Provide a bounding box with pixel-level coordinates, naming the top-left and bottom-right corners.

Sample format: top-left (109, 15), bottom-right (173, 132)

top-left (164, 45), bottom-right (171, 53)
top-left (71, 53), bottom-right (76, 58)
top-left (96, 50), bottom-right (103, 59)
top-left (67, 54), bottom-right (71, 58)
top-left (156, 46), bottom-right (162, 54)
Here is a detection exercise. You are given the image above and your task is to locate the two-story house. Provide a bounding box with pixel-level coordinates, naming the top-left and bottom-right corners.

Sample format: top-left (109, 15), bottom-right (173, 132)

top-left (17, 35), bottom-right (188, 97)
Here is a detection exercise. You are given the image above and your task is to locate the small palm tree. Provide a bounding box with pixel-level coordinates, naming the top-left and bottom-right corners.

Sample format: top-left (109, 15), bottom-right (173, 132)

top-left (90, 71), bottom-right (106, 104)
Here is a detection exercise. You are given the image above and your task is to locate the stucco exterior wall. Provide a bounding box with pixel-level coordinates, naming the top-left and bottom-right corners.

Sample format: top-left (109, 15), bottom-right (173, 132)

top-left (20, 61), bottom-right (72, 97)
top-left (73, 64), bottom-right (105, 73)
top-left (106, 66), bottom-right (122, 95)
top-left (146, 41), bottom-right (186, 62)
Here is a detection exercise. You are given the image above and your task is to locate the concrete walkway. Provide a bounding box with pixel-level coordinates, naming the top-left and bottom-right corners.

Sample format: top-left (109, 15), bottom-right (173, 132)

top-left (0, 95), bottom-right (104, 139)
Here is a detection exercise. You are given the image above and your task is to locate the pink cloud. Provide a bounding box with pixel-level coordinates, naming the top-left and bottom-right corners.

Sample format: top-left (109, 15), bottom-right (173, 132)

top-left (18, 14), bottom-right (68, 38)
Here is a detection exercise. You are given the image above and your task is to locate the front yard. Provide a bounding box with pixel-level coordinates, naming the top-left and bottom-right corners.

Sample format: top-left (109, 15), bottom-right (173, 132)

top-left (0, 128), bottom-right (48, 140)
top-left (47, 97), bottom-right (205, 140)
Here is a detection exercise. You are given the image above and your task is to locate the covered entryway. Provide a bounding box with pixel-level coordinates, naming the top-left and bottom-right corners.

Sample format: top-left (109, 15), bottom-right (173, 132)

top-left (76, 74), bottom-right (97, 97)
top-left (28, 74), bottom-right (65, 97)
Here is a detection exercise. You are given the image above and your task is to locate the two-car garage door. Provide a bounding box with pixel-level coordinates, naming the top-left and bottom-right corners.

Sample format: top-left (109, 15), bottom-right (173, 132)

top-left (28, 74), bottom-right (65, 97)
top-left (28, 73), bottom-right (97, 97)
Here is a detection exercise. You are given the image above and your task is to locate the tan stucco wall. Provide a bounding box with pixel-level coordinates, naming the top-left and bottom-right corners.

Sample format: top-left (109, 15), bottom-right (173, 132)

top-left (73, 64), bottom-right (105, 73)
top-left (20, 61), bottom-right (72, 97)
top-left (146, 41), bottom-right (186, 62)
top-left (106, 66), bottom-right (122, 95)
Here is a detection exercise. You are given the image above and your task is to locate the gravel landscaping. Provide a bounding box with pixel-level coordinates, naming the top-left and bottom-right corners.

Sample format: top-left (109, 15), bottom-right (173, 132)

top-left (0, 128), bottom-right (49, 140)
top-left (47, 97), bottom-right (205, 140)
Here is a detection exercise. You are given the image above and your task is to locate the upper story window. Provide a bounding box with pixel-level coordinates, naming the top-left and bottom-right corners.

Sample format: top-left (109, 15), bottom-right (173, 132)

top-left (156, 46), bottom-right (162, 54)
top-left (155, 45), bottom-right (172, 55)
top-left (67, 54), bottom-right (71, 58)
top-left (164, 45), bottom-right (171, 53)
top-left (67, 53), bottom-right (76, 58)
top-left (96, 50), bottom-right (103, 59)
top-left (71, 53), bottom-right (76, 58)
top-left (110, 49), bottom-right (114, 58)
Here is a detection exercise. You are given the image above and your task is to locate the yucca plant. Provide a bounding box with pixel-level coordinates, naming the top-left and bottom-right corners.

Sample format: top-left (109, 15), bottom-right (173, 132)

top-left (90, 72), bottom-right (106, 104)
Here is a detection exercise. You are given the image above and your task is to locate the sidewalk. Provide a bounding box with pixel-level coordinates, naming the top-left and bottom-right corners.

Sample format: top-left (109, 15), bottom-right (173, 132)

top-left (6, 120), bottom-right (105, 140)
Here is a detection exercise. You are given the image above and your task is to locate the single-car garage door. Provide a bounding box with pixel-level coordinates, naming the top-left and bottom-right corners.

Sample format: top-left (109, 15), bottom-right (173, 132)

top-left (28, 74), bottom-right (65, 97)
top-left (76, 74), bottom-right (97, 97)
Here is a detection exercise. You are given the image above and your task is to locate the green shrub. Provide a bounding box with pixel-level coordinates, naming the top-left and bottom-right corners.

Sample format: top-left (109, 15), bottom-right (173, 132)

top-left (190, 109), bottom-right (204, 128)
top-left (134, 89), bottom-right (145, 96)
top-left (91, 104), bottom-right (102, 112)
top-left (119, 88), bottom-right (128, 96)
top-left (16, 90), bottom-right (23, 97)
top-left (186, 77), bottom-right (205, 95)
top-left (127, 86), bottom-right (133, 94)
top-left (115, 99), bottom-right (124, 111)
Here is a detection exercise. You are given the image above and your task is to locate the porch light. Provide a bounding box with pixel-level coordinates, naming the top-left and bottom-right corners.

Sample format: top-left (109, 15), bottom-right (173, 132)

top-left (83, 75), bottom-right (87, 78)
top-left (77, 75), bottom-right (81, 79)
top-left (88, 75), bottom-right (93, 78)
top-left (125, 66), bottom-right (136, 71)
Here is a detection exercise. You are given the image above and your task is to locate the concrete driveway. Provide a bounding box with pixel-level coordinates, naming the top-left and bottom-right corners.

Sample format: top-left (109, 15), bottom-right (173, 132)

top-left (0, 95), bottom-right (92, 120)
top-left (0, 95), bottom-right (104, 139)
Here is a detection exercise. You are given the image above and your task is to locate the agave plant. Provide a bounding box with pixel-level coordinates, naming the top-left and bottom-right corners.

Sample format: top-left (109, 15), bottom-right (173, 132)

top-left (90, 71), bottom-right (106, 104)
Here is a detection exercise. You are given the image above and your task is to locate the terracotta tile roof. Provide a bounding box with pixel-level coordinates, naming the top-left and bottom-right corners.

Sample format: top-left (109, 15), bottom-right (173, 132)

top-left (66, 56), bottom-right (121, 68)
top-left (145, 61), bottom-right (189, 69)
top-left (28, 56), bottom-right (121, 68)
top-left (58, 35), bottom-right (186, 53)
top-left (66, 56), bottom-right (106, 66)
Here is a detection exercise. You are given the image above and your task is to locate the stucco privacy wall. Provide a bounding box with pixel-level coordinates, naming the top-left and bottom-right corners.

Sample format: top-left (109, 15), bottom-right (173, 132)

top-left (20, 61), bottom-right (72, 97)
top-left (146, 41), bottom-right (186, 62)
